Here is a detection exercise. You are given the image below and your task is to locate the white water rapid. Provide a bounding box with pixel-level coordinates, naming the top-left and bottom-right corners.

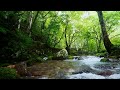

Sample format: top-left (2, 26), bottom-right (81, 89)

top-left (66, 56), bottom-right (120, 79)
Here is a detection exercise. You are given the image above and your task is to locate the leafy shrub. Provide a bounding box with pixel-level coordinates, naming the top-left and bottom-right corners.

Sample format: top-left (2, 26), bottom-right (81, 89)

top-left (96, 52), bottom-right (108, 57)
top-left (27, 56), bottom-right (43, 66)
top-left (67, 55), bottom-right (74, 59)
top-left (36, 57), bottom-right (43, 61)
top-left (70, 48), bottom-right (78, 55)
top-left (0, 63), bottom-right (10, 67)
top-left (48, 56), bottom-right (53, 60)
top-left (0, 27), bottom-right (8, 34)
top-left (0, 67), bottom-right (18, 79)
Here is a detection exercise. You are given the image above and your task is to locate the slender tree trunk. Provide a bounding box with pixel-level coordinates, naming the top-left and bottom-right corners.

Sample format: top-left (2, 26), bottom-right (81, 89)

top-left (64, 21), bottom-right (70, 54)
top-left (27, 11), bottom-right (33, 37)
top-left (97, 11), bottom-right (113, 54)
top-left (30, 11), bottom-right (39, 31)
top-left (66, 46), bottom-right (70, 55)
top-left (17, 18), bottom-right (21, 30)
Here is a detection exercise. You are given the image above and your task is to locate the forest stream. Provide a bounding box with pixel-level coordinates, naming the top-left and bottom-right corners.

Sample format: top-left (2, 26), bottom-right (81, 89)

top-left (1, 11), bottom-right (120, 79)
top-left (22, 56), bottom-right (120, 79)
top-left (66, 56), bottom-right (120, 79)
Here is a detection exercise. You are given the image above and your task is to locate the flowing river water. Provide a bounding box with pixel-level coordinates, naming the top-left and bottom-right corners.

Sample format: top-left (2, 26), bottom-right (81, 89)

top-left (24, 55), bottom-right (120, 79)
top-left (65, 56), bottom-right (120, 79)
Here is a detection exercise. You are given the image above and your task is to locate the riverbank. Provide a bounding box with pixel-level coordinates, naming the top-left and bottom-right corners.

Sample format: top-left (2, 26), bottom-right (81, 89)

top-left (1, 55), bottom-right (120, 79)
top-left (19, 56), bottom-right (120, 79)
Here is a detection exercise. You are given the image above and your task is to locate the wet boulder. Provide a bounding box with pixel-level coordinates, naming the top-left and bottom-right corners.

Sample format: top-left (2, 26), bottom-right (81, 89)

top-left (94, 64), bottom-right (116, 70)
top-left (97, 70), bottom-right (113, 76)
top-left (78, 56), bottom-right (83, 60)
top-left (72, 65), bottom-right (94, 74)
top-left (73, 56), bottom-right (83, 60)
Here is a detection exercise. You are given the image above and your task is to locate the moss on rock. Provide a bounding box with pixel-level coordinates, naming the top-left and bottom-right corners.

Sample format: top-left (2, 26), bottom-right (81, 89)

top-left (100, 58), bottom-right (110, 62)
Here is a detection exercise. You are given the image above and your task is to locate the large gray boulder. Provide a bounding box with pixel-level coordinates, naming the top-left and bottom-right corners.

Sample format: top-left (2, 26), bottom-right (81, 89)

top-left (52, 49), bottom-right (68, 60)
top-left (57, 49), bottom-right (68, 58)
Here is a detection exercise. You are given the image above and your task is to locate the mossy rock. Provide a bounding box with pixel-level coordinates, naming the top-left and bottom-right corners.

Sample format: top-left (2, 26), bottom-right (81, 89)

top-left (56, 49), bottom-right (68, 58)
top-left (100, 58), bottom-right (110, 62)
top-left (0, 67), bottom-right (18, 79)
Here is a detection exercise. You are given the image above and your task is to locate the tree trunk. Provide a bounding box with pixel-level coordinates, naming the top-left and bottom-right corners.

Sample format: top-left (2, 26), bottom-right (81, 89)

top-left (66, 46), bottom-right (70, 55)
top-left (27, 11), bottom-right (33, 37)
top-left (17, 18), bottom-right (21, 30)
top-left (97, 11), bottom-right (113, 54)
top-left (64, 20), bottom-right (70, 54)
top-left (30, 11), bottom-right (39, 31)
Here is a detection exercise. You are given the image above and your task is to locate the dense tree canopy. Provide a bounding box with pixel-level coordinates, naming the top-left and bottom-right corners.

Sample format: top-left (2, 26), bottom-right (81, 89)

top-left (0, 11), bottom-right (120, 63)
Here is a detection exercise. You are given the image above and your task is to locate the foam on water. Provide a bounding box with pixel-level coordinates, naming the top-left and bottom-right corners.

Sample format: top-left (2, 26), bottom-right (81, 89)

top-left (67, 73), bottom-right (105, 79)
top-left (67, 73), bottom-right (120, 79)
top-left (66, 56), bottom-right (120, 79)
top-left (81, 56), bottom-right (102, 66)
top-left (107, 74), bottom-right (120, 79)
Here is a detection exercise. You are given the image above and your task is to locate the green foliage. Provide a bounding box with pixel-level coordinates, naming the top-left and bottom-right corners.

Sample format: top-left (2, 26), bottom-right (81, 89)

top-left (1, 11), bottom-right (120, 64)
top-left (96, 52), bottom-right (107, 57)
top-left (27, 56), bottom-right (44, 66)
top-left (48, 56), bottom-right (53, 60)
top-left (0, 67), bottom-right (18, 79)
top-left (0, 27), bottom-right (7, 34)
top-left (6, 30), bottom-right (33, 61)
top-left (0, 63), bottom-right (10, 67)
top-left (110, 45), bottom-right (120, 56)
top-left (67, 55), bottom-right (74, 59)
top-left (70, 48), bottom-right (78, 55)
top-left (16, 31), bottom-right (33, 47)
top-left (100, 58), bottom-right (110, 62)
